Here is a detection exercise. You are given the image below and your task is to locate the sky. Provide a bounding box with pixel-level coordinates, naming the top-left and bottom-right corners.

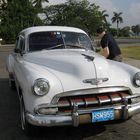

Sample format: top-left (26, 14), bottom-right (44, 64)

top-left (44, 0), bottom-right (140, 28)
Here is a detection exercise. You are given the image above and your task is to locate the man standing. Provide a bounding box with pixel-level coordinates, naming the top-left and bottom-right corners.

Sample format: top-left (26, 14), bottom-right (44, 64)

top-left (97, 27), bottom-right (122, 62)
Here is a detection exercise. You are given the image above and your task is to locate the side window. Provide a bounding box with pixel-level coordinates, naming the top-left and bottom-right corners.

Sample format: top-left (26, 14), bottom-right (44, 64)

top-left (15, 36), bottom-right (25, 51)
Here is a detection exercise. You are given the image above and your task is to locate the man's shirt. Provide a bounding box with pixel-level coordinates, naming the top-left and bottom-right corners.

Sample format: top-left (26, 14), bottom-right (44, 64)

top-left (101, 33), bottom-right (121, 59)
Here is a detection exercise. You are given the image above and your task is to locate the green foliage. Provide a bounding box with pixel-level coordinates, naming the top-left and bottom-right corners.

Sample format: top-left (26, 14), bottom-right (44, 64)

top-left (109, 28), bottom-right (117, 36)
top-left (2, 0), bottom-right (135, 43)
top-left (43, 0), bottom-right (103, 36)
top-left (131, 25), bottom-right (140, 35)
top-left (100, 10), bottom-right (109, 29)
top-left (0, 0), bottom-right (47, 43)
top-left (32, 0), bottom-right (48, 8)
top-left (120, 26), bottom-right (130, 37)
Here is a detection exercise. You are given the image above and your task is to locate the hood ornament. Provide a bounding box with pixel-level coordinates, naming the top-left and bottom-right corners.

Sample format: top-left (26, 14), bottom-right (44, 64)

top-left (81, 54), bottom-right (94, 61)
top-left (83, 78), bottom-right (109, 85)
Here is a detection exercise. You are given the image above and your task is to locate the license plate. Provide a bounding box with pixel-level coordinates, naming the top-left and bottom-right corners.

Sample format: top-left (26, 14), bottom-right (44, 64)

top-left (92, 108), bottom-right (114, 123)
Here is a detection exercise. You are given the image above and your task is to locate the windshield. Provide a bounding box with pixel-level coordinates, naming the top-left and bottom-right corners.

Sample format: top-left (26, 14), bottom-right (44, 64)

top-left (28, 31), bottom-right (93, 52)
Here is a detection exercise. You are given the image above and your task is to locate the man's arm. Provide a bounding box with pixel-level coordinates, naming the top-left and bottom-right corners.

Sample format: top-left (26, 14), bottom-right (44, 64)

top-left (102, 47), bottom-right (110, 58)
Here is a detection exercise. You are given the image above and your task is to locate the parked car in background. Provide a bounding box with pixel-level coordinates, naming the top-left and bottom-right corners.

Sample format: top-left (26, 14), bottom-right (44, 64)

top-left (6, 26), bottom-right (140, 135)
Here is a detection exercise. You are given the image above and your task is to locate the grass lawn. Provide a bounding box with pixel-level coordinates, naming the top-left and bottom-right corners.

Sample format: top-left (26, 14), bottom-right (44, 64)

top-left (121, 46), bottom-right (140, 60)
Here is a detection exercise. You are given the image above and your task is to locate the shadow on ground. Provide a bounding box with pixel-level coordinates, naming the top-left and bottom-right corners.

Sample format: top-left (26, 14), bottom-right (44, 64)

top-left (0, 78), bottom-right (106, 140)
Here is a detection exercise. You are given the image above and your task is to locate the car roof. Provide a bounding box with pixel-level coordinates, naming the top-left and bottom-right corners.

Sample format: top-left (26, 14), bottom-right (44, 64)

top-left (20, 26), bottom-right (87, 37)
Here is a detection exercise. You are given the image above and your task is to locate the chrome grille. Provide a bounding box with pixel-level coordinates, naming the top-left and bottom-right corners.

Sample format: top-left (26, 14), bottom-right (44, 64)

top-left (57, 91), bottom-right (131, 113)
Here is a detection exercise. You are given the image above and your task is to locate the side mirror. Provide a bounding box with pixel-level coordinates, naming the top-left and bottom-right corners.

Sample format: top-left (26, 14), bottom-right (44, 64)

top-left (14, 48), bottom-right (24, 56)
top-left (14, 48), bottom-right (21, 53)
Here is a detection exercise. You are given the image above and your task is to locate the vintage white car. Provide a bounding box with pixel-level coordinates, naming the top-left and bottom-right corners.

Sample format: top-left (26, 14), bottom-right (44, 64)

top-left (6, 26), bottom-right (140, 134)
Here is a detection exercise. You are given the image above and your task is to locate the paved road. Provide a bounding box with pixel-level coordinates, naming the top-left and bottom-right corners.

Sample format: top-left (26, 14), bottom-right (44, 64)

top-left (0, 47), bottom-right (140, 140)
top-left (123, 58), bottom-right (140, 68)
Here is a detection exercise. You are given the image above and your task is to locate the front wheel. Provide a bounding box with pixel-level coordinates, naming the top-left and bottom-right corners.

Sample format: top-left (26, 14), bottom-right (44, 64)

top-left (20, 96), bottom-right (38, 136)
top-left (8, 73), bottom-right (15, 89)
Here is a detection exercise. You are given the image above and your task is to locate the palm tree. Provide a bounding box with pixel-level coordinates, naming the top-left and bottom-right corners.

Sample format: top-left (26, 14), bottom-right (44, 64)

top-left (111, 12), bottom-right (123, 36)
top-left (101, 10), bottom-right (109, 28)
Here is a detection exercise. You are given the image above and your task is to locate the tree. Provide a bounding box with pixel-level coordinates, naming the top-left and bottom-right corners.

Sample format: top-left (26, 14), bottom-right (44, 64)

top-left (0, 0), bottom-right (46, 43)
top-left (31, 0), bottom-right (49, 26)
top-left (0, 0), bottom-right (7, 19)
top-left (131, 24), bottom-right (140, 36)
top-left (111, 12), bottom-right (123, 36)
top-left (109, 28), bottom-right (117, 36)
top-left (32, 0), bottom-right (48, 8)
top-left (43, 0), bottom-right (103, 36)
top-left (100, 10), bottom-right (109, 29)
top-left (120, 26), bottom-right (130, 37)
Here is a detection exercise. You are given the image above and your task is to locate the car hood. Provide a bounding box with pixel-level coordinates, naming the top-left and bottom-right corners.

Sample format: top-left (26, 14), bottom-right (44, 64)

top-left (24, 49), bottom-right (130, 92)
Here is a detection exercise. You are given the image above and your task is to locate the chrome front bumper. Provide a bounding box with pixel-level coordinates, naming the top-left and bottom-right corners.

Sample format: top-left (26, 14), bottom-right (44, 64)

top-left (26, 102), bottom-right (140, 127)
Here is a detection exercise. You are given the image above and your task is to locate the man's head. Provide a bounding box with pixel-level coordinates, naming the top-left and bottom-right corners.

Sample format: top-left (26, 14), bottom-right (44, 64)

top-left (96, 27), bottom-right (106, 38)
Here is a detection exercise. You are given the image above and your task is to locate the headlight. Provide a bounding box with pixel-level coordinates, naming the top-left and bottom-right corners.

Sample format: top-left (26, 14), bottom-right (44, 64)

top-left (133, 72), bottom-right (140, 87)
top-left (33, 78), bottom-right (50, 96)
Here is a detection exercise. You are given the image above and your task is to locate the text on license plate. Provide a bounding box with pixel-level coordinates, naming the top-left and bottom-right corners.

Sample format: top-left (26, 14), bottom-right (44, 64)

top-left (92, 108), bottom-right (114, 122)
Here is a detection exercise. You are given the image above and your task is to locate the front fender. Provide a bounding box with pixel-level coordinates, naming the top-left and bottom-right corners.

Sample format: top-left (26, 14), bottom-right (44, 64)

top-left (14, 61), bottom-right (64, 113)
top-left (6, 53), bottom-right (15, 74)
top-left (94, 58), bottom-right (140, 94)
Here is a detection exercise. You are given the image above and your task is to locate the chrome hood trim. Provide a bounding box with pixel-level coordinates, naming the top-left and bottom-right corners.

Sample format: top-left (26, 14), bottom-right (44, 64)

top-left (83, 78), bottom-right (109, 85)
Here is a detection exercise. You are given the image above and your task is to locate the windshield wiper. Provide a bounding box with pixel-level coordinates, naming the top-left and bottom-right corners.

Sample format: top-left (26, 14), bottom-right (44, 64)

top-left (41, 44), bottom-right (64, 50)
top-left (48, 44), bottom-right (64, 49)
top-left (66, 44), bottom-right (85, 49)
